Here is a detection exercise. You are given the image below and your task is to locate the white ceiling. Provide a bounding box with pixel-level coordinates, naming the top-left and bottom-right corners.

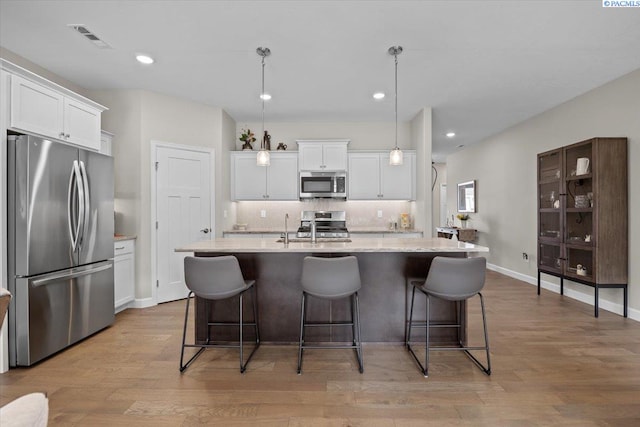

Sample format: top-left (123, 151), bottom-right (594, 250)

top-left (1, 1), bottom-right (639, 161)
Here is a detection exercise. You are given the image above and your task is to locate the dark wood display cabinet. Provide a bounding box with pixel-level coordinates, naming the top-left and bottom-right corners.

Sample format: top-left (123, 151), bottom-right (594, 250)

top-left (537, 137), bottom-right (628, 317)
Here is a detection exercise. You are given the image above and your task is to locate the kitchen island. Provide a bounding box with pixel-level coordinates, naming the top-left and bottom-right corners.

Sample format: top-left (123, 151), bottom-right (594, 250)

top-left (176, 238), bottom-right (489, 344)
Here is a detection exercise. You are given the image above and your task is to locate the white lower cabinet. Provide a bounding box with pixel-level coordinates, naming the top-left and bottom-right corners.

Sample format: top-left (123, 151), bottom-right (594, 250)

top-left (114, 239), bottom-right (135, 313)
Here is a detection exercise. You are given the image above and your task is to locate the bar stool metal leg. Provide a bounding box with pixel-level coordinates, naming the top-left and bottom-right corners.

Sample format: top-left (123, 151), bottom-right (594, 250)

top-left (297, 292), bottom-right (307, 375)
top-left (239, 292), bottom-right (244, 373)
top-left (252, 286), bottom-right (261, 344)
top-left (406, 286), bottom-right (429, 376)
top-left (354, 292), bottom-right (364, 373)
top-left (461, 292), bottom-right (491, 375)
top-left (180, 292), bottom-right (205, 372)
top-left (239, 288), bottom-right (261, 373)
top-left (425, 293), bottom-right (431, 377)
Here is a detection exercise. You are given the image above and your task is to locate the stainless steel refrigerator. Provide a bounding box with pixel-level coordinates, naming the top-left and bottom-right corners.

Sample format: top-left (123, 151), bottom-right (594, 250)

top-left (8, 133), bottom-right (115, 366)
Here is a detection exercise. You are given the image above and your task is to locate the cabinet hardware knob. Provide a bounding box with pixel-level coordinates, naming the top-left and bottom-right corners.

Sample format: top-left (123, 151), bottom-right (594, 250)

top-left (200, 228), bottom-right (210, 233)
top-left (115, 246), bottom-right (125, 250)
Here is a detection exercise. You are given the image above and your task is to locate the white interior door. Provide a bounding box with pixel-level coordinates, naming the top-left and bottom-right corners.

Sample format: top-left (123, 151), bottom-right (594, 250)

top-left (156, 145), bottom-right (211, 303)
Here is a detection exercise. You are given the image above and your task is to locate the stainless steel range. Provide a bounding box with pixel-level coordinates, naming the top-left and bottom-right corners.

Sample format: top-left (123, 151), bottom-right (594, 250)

top-left (297, 211), bottom-right (349, 238)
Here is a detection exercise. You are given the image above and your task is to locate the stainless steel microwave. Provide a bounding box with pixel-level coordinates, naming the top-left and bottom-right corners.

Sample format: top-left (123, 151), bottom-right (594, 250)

top-left (299, 171), bottom-right (347, 199)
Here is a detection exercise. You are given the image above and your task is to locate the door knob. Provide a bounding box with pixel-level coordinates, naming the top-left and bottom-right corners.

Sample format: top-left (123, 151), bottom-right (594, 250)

top-left (200, 228), bottom-right (210, 234)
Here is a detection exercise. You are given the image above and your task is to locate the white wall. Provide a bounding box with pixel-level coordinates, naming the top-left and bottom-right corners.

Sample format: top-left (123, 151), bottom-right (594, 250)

top-left (0, 47), bottom-right (89, 97)
top-left (447, 68), bottom-right (640, 319)
top-left (91, 89), bottom-right (231, 303)
top-left (219, 111), bottom-right (237, 236)
top-left (431, 162), bottom-right (447, 231)
top-left (411, 108), bottom-right (433, 234)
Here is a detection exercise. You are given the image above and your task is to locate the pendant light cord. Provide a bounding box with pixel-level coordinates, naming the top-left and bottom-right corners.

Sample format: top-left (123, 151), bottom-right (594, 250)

top-left (394, 52), bottom-right (398, 150)
top-left (261, 55), bottom-right (265, 150)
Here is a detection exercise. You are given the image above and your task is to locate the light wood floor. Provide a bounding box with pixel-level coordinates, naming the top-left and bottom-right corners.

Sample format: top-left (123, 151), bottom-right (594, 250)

top-left (2, 270), bottom-right (640, 426)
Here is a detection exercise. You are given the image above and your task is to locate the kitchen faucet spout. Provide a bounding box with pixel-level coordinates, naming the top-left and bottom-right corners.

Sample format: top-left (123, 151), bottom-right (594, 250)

top-left (310, 219), bottom-right (317, 243)
top-left (284, 213), bottom-right (289, 245)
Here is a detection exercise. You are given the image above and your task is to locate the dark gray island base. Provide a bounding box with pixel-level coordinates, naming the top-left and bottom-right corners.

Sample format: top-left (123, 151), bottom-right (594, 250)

top-left (192, 250), bottom-right (475, 344)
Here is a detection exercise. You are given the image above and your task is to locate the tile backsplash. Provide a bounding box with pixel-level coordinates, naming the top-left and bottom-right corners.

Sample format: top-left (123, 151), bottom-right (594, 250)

top-left (234, 200), bottom-right (414, 230)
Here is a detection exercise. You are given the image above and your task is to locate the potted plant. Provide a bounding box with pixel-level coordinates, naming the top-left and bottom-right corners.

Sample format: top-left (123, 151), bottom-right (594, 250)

top-left (239, 128), bottom-right (256, 150)
top-left (457, 213), bottom-right (470, 228)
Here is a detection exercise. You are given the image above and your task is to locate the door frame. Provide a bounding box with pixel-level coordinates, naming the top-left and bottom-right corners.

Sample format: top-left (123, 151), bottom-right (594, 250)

top-left (150, 140), bottom-right (215, 306)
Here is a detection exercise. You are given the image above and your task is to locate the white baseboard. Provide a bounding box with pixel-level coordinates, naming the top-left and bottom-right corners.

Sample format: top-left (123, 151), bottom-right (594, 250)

top-left (131, 297), bottom-right (156, 309)
top-left (486, 263), bottom-right (639, 322)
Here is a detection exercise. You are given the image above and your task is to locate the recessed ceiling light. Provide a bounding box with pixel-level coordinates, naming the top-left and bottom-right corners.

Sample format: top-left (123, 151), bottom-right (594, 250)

top-left (373, 92), bottom-right (385, 100)
top-left (260, 93), bottom-right (272, 100)
top-left (136, 54), bottom-right (154, 65)
top-left (446, 132), bottom-right (456, 138)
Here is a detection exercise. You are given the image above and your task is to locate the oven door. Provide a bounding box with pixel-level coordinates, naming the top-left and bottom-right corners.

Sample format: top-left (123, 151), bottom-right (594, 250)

top-left (299, 172), bottom-right (346, 199)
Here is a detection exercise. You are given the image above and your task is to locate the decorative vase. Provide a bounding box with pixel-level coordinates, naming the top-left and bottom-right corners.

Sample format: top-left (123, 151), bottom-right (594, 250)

top-left (460, 220), bottom-right (467, 228)
top-left (242, 142), bottom-right (253, 151)
top-left (263, 130), bottom-right (271, 150)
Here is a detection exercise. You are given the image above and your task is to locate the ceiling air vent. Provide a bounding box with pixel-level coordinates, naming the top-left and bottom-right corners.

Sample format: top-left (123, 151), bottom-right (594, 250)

top-left (67, 24), bottom-right (112, 49)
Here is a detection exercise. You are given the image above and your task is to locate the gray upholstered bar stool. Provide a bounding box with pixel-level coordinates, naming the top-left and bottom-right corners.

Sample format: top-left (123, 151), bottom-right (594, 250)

top-left (297, 256), bottom-right (364, 374)
top-left (180, 256), bottom-right (260, 373)
top-left (406, 256), bottom-right (491, 377)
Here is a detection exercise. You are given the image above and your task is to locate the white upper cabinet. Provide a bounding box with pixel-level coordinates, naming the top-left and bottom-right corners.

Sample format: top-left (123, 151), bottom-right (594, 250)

top-left (348, 153), bottom-right (380, 199)
top-left (348, 151), bottom-right (416, 200)
top-left (231, 152), bottom-right (298, 201)
top-left (100, 130), bottom-right (114, 156)
top-left (267, 153), bottom-right (299, 200)
top-left (6, 66), bottom-right (105, 151)
top-left (380, 152), bottom-right (415, 200)
top-left (297, 140), bottom-right (348, 171)
top-left (64, 97), bottom-right (101, 149)
top-left (10, 75), bottom-right (64, 138)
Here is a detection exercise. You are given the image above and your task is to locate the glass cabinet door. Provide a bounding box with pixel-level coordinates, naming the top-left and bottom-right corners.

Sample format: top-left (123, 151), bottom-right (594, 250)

top-left (565, 246), bottom-right (594, 282)
top-left (538, 149), bottom-right (563, 249)
top-left (564, 140), bottom-right (594, 281)
top-left (539, 243), bottom-right (562, 273)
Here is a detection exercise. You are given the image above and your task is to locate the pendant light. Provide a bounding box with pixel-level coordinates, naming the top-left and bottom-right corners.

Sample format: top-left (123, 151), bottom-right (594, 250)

top-left (389, 46), bottom-right (403, 166)
top-left (256, 47), bottom-right (271, 166)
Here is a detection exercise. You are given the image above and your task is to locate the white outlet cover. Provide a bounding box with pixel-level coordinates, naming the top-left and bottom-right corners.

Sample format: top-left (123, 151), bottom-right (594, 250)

top-left (260, 209), bottom-right (267, 218)
top-left (377, 210), bottom-right (383, 218)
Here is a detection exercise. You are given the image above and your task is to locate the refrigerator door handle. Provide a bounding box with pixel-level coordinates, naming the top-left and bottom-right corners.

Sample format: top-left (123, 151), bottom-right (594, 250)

top-left (30, 261), bottom-right (113, 288)
top-left (67, 160), bottom-right (83, 251)
top-left (78, 160), bottom-right (91, 250)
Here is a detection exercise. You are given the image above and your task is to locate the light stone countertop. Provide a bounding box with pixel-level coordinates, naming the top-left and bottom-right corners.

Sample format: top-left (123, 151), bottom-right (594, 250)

top-left (222, 228), bottom-right (424, 235)
top-left (223, 229), bottom-right (281, 234)
top-left (176, 237), bottom-right (488, 254)
top-left (114, 234), bottom-right (137, 241)
top-left (348, 228), bottom-right (423, 234)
